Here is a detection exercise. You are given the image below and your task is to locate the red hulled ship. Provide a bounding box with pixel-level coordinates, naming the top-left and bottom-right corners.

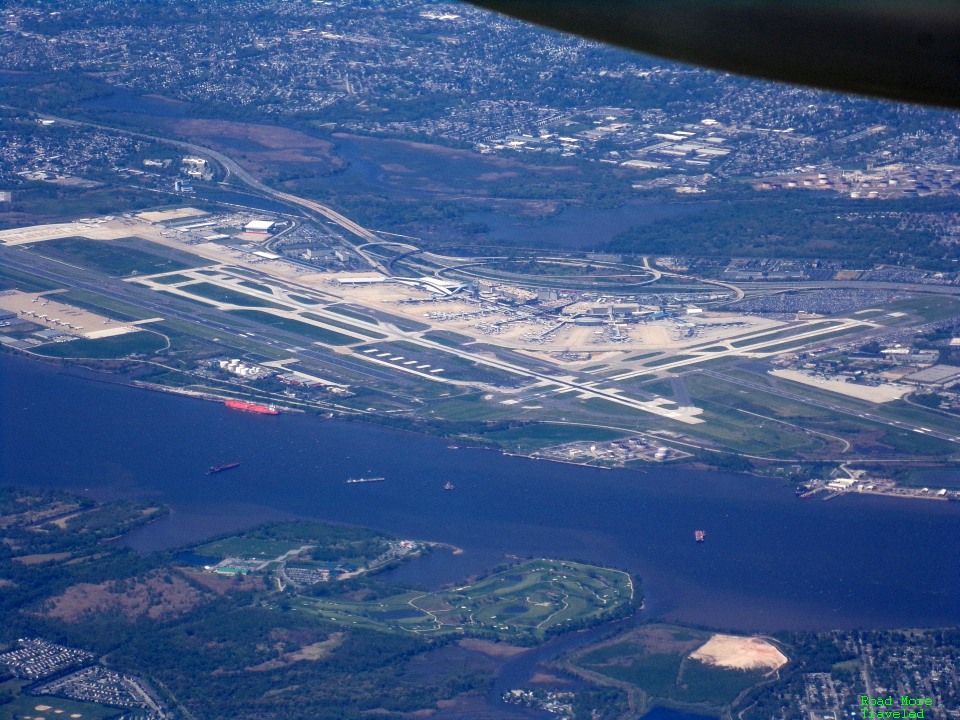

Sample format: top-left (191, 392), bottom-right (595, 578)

top-left (224, 399), bottom-right (279, 415)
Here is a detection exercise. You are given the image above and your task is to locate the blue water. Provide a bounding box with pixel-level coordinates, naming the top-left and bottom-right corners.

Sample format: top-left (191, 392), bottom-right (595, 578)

top-left (2, 353), bottom-right (960, 634)
top-left (641, 709), bottom-right (714, 720)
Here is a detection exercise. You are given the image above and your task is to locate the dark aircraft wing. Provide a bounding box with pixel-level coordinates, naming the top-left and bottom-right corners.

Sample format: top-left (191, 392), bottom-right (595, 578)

top-left (461, 1), bottom-right (960, 108)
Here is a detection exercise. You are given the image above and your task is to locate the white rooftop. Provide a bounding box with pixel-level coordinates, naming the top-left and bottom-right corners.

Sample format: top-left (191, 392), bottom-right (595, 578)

top-left (245, 220), bottom-right (275, 231)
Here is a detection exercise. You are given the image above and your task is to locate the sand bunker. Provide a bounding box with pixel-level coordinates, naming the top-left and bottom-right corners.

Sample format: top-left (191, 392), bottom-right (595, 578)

top-left (689, 634), bottom-right (788, 671)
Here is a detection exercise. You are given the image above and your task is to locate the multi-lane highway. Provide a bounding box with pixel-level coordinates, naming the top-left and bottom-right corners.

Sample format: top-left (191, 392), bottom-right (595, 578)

top-left (5, 106), bottom-right (957, 442)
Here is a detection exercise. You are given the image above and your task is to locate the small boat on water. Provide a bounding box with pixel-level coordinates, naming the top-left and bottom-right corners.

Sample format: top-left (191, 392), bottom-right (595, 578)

top-left (208, 462), bottom-right (240, 475)
top-left (444, 481), bottom-right (455, 490)
top-left (346, 477), bottom-right (385, 484)
top-left (695, 530), bottom-right (706, 543)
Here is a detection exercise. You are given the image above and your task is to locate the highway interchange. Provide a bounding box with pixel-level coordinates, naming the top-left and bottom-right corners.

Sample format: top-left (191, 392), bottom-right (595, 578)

top-left (2, 109), bottom-right (959, 459)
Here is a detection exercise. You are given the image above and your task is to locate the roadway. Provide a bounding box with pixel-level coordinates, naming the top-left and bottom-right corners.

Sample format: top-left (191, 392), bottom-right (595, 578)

top-left (5, 241), bottom-right (709, 424)
top-left (12, 105), bottom-right (951, 435)
top-left (0, 248), bottom-right (408, 390)
top-left (1, 106), bottom-right (392, 275)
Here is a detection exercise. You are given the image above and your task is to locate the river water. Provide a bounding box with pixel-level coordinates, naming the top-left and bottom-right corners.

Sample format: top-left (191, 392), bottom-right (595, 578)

top-left (4, 74), bottom-right (939, 720)
top-left (3, 354), bottom-right (959, 635)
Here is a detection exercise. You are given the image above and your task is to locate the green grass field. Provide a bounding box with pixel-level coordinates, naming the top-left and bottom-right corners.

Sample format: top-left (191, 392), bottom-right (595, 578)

top-left (33, 332), bottom-right (166, 359)
top-left (56, 290), bottom-right (157, 322)
top-left (287, 294), bottom-right (321, 305)
top-left (480, 423), bottom-right (626, 451)
top-left (421, 329), bottom-right (475, 347)
top-left (194, 537), bottom-right (305, 559)
top-left (339, 306), bottom-right (428, 332)
top-left (585, 651), bottom-right (684, 696)
top-left (178, 282), bottom-right (291, 310)
top-left (228, 310), bottom-right (358, 346)
top-left (743, 371), bottom-right (960, 455)
top-left (888, 295), bottom-right (960, 323)
top-left (237, 279), bottom-right (274, 294)
top-left (26, 237), bottom-right (207, 277)
top-left (0, 265), bottom-right (63, 292)
top-left (297, 559), bottom-right (633, 641)
top-left (695, 401), bottom-right (825, 457)
top-left (420, 395), bottom-right (521, 422)
top-left (150, 273), bottom-right (193, 285)
top-left (156, 289), bottom-right (215, 307)
top-left (356, 341), bottom-right (524, 386)
top-left (757, 327), bottom-right (866, 354)
top-left (573, 624), bottom-right (775, 710)
top-left (685, 373), bottom-right (836, 422)
top-left (675, 660), bottom-right (769, 705)
top-left (301, 312), bottom-right (386, 339)
top-left (729, 321), bottom-right (840, 349)
top-left (0, 693), bottom-right (124, 720)
top-left (325, 304), bottom-right (380, 324)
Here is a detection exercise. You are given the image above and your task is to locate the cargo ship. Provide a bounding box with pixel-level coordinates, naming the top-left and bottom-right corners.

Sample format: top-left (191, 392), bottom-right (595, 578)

top-left (224, 399), bottom-right (279, 415)
top-left (695, 530), bottom-right (706, 543)
top-left (208, 462), bottom-right (240, 475)
top-left (346, 477), bottom-right (385, 484)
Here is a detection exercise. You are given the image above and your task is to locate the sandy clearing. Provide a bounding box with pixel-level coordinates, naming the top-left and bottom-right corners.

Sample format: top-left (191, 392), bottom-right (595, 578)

top-left (0, 221), bottom-right (134, 246)
top-left (246, 633), bottom-right (344, 671)
top-left (690, 634), bottom-right (788, 671)
top-left (288, 635), bottom-right (344, 661)
top-left (137, 208), bottom-right (207, 223)
top-left (82, 326), bottom-right (140, 339)
top-left (770, 369), bottom-right (909, 403)
top-left (49, 510), bottom-right (89, 529)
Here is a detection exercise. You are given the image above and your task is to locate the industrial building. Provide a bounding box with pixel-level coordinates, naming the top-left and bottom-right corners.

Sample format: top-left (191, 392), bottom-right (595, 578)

top-left (902, 364), bottom-right (960, 388)
top-left (245, 220), bottom-right (276, 234)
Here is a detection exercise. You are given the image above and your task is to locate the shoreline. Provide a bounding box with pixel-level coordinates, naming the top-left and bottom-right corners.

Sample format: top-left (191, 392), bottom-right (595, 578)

top-left (124, 373), bottom-right (960, 503)
top-left (5, 350), bottom-right (959, 503)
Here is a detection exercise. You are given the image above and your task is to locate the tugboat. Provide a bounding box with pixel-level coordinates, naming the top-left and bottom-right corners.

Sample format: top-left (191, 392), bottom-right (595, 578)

top-left (208, 462), bottom-right (240, 475)
top-left (694, 530), bottom-right (706, 543)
